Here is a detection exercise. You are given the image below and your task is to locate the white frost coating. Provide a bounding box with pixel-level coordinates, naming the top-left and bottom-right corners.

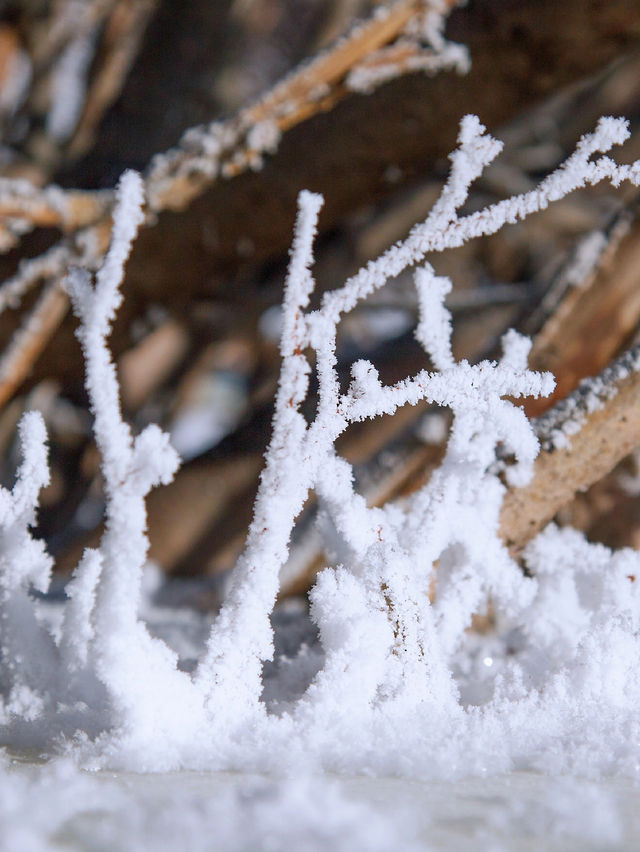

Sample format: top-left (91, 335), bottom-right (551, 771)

top-left (535, 343), bottom-right (640, 451)
top-left (347, 0), bottom-right (470, 95)
top-left (2, 119), bottom-right (640, 782)
top-left (563, 229), bottom-right (608, 288)
top-left (0, 411), bottom-right (56, 727)
top-left (246, 120), bottom-right (281, 156)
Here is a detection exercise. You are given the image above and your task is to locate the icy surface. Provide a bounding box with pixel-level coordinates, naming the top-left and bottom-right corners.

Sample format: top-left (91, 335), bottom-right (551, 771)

top-left (2, 754), bottom-right (638, 851)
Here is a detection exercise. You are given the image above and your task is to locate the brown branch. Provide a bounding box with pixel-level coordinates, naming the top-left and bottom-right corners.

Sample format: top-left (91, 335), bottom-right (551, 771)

top-left (67, 0), bottom-right (159, 160)
top-left (0, 219), bottom-right (112, 405)
top-left (525, 202), bottom-right (640, 416)
top-left (0, 280), bottom-right (70, 409)
top-left (501, 347), bottom-right (640, 554)
top-left (146, 0), bottom-right (459, 211)
top-left (0, 184), bottom-right (112, 233)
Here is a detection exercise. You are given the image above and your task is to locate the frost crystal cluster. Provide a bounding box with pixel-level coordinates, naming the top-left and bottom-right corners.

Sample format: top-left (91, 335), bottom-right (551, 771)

top-left (2, 116), bottom-right (640, 778)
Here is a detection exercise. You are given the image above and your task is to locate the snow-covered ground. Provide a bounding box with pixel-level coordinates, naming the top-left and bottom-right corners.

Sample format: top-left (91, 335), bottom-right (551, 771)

top-left (2, 757), bottom-right (638, 851)
top-left (2, 586), bottom-right (638, 851)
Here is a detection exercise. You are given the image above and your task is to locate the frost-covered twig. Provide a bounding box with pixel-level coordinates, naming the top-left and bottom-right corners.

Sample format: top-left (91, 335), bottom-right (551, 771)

top-left (63, 173), bottom-right (181, 711)
top-left (0, 411), bottom-right (56, 723)
top-left (346, 0), bottom-right (469, 94)
top-left (3, 115), bottom-right (640, 778)
top-left (146, 0), bottom-right (462, 211)
top-left (319, 116), bottom-right (640, 323)
top-left (1, 169), bottom-right (200, 754)
top-left (0, 180), bottom-right (110, 236)
top-left (196, 115), bottom-right (640, 730)
top-left (0, 243), bottom-right (72, 314)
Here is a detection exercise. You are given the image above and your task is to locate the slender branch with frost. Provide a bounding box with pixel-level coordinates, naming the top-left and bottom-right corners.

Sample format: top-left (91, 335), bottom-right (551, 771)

top-left (0, 180), bottom-right (110, 236)
top-left (0, 411), bottom-right (57, 721)
top-left (346, 0), bottom-right (469, 94)
top-left (62, 171), bottom-right (192, 740)
top-left (146, 0), bottom-right (462, 211)
top-left (2, 114), bottom-right (640, 776)
top-left (196, 115), bottom-right (640, 731)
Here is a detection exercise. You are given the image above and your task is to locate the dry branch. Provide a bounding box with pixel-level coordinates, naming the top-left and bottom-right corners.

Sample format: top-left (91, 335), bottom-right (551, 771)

top-left (145, 0), bottom-right (462, 212)
top-left (0, 280), bottom-right (70, 409)
top-left (525, 203), bottom-right (640, 416)
top-left (501, 346), bottom-right (640, 554)
top-left (0, 183), bottom-right (111, 233)
top-left (66, 0), bottom-right (159, 160)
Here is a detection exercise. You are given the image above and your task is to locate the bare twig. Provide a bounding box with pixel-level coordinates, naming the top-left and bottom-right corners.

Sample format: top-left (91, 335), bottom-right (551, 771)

top-left (0, 243), bottom-right (72, 312)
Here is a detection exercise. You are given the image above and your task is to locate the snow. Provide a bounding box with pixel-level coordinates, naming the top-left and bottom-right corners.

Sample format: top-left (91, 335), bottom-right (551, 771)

top-left (3, 116), bottom-right (640, 845)
top-left (1, 752), bottom-right (636, 851)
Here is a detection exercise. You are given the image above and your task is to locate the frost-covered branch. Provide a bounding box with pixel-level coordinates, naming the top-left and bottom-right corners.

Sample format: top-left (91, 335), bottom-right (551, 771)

top-left (320, 117), bottom-right (640, 322)
top-left (0, 411), bottom-right (56, 723)
top-left (0, 180), bottom-right (110, 236)
top-left (147, 0), bottom-right (462, 211)
top-left (62, 172), bottom-right (186, 737)
top-left (3, 115), bottom-right (640, 778)
top-left (198, 114), bottom-right (640, 729)
top-left (346, 0), bottom-right (469, 94)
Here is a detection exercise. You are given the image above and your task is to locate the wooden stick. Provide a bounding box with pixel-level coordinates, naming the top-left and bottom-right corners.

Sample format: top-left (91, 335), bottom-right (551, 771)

top-left (525, 204), bottom-right (640, 416)
top-left (0, 281), bottom-right (70, 408)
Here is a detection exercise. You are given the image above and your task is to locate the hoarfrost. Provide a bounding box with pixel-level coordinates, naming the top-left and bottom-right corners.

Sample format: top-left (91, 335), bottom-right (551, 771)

top-left (1, 117), bottom-right (640, 784)
top-left (347, 0), bottom-right (470, 94)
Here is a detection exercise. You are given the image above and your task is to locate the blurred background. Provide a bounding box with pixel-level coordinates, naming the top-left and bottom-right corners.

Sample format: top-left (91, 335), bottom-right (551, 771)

top-left (0, 0), bottom-right (639, 607)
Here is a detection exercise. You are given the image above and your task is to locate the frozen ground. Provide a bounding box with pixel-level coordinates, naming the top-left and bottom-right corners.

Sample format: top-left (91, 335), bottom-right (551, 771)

top-left (2, 756), bottom-right (639, 851)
